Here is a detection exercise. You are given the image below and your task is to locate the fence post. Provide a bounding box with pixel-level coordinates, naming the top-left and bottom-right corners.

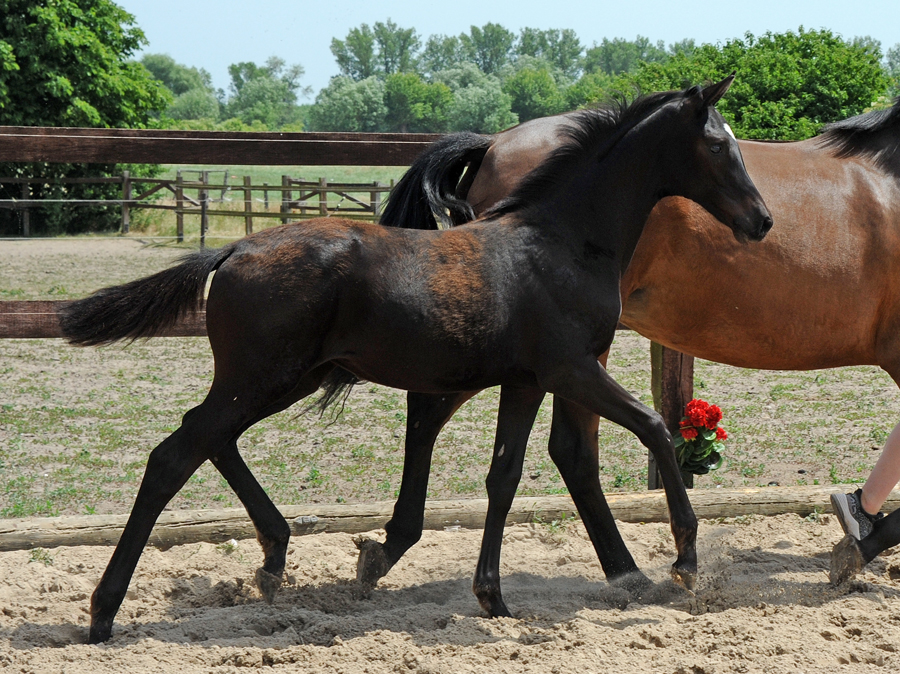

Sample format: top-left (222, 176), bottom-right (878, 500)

top-left (281, 175), bottom-right (291, 224)
top-left (649, 342), bottom-right (695, 489)
top-left (243, 176), bottom-right (253, 235)
top-left (318, 177), bottom-right (328, 216)
top-left (200, 170), bottom-right (209, 249)
top-left (372, 181), bottom-right (387, 219)
top-left (20, 183), bottom-right (30, 237)
top-left (175, 171), bottom-right (184, 243)
top-left (121, 170), bottom-right (131, 234)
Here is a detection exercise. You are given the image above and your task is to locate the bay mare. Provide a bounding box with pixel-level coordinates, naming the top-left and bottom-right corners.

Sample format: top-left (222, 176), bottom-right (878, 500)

top-left (327, 96), bottom-right (900, 614)
top-left (354, 95), bottom-right (900, 609)
top-left (59, 77), bottom-right (771, 643)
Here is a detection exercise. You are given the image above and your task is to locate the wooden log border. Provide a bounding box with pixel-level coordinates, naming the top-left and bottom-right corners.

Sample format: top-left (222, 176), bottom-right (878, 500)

top-left (1, 485), bottom-right (895, 553)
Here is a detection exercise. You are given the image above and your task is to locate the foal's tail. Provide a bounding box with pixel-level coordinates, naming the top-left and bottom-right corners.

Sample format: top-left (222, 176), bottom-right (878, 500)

top-left (58, 246), bottom-right (235, 346)
top-left (379, 131), bottom-right (492, 230)
top-left (310, 132), bottom-right (493, 415)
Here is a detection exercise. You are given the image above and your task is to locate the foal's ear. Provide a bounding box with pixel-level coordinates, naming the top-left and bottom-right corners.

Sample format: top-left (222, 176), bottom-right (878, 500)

top-left (699, 72), bottom-right (735, 108)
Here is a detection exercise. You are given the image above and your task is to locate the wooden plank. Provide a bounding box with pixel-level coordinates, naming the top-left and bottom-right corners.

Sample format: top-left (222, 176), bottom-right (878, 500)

top-left (0, 127), bottom-right (442, 166)
top-left (0, 300), bottom-right (207, 339)
top-left (0, 485), bottom-right (892, 552)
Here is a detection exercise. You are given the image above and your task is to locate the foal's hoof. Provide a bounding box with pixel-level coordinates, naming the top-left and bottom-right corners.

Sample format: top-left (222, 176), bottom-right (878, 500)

top-left (670, 564), bottom-right (697, 592)
top-left (830, 535), bottom-right (865, 586)
top-left (255, 568), bottom-right (283, 604)
top-left (355, 538), bottom-right (392, 587)
top-left (88, 619), bottom-right (113, 644)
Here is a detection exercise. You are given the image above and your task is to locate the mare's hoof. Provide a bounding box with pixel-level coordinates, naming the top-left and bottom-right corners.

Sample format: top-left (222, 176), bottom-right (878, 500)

top-left (830, 535), bottom-right (865, 586)
top-left (88, 619), bottom-right (113, 644)
top-left (255, 567), bottom-right (283, 604)
top-left (609, 570), bottom-right (654, 599)
top-left (355, 538), bottom-right (392, 587)
top-left (670, 564), bottom-right (697, 591)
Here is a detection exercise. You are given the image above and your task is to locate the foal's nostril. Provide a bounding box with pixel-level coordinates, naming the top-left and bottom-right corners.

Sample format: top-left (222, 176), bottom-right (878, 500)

top-left (756, 214), bottom-right (774, 240)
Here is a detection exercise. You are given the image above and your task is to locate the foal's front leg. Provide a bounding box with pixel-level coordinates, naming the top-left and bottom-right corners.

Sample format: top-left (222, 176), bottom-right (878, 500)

top-left (472, 386), bottom-right (546, 616)
top-left (543, 360), bottom-right (698, 589)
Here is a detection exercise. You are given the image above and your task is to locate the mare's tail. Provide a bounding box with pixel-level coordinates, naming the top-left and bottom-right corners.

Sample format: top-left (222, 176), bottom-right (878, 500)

top-left (379, 131), bottom-right (492, 230)
top-left (58, 246), bottom-right (235, 346)
top-left (311, 132), bottom-right (493, 415)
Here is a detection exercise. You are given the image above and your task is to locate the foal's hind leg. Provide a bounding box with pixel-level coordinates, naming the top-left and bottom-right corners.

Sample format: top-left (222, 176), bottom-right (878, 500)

top-left (357, 390), bottom-right (475, 586)
top-left (88, 366), bottom-right (330, 643)
top-left (543, 360), bottom-right (698, 589)
top-left (212, 364), bottom-right (337, 603)
top-left (472, 386), bottom-right (545, 617)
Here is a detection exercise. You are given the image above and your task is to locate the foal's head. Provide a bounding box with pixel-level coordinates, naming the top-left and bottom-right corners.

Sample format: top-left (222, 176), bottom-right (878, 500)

top-left (651, 74), bottom-right (773, 242)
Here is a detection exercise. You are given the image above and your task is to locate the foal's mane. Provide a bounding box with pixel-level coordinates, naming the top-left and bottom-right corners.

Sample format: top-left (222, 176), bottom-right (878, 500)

top-left (818, 97), bottom-right (900, 176)
top-left (482, 87), bottom-right (696, 219)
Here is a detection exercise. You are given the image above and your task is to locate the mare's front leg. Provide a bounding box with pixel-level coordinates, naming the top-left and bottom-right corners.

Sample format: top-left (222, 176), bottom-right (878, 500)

top-left (473, 386), bottom-right (546, 617)
top-left (546, 396), bottom-right (652, 593)
top-left (357, 390), bottom-right (476, 586)
top-left (543, 360), bottom-right (698, 589)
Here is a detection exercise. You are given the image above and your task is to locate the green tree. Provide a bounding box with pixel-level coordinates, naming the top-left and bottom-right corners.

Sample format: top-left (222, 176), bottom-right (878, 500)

top-left (308, 76), bottom-right (387, 131)
top-left (583, 36), bottom-right (668, 76)
top-left (224, 57), bottom-right (308, 129)
top-left (460, 23), bottom-right (516, 75)
top-left (436, 63), bottom-right (517, 133)
top-left (421, 34), bottom-right (468, 73)
top-left (886, 43), bottom-right (900, 97)
top-left (167, 87), bottom-right (219, 120)
top-left (140, 53), bottom-right (212, 96)
top-left (502, 66), bottom-right (565, 121)
top-left (331, 20), bottom-right (420, 80)
top-left (629, 28), bottom-right (890, 140)
top-left (373, 20), bottom-right (420, 75)
top-left (331, 24), bottom-right (378, 80)
top-left (0, 0), bottom-right (170, 235)
top-left (516, 28), bottom-right (583, 79)
top-left (384, 72), bottom-right (451, 132)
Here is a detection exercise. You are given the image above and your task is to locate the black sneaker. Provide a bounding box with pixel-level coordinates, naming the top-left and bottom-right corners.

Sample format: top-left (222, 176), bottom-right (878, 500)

top-left (830, 489), bottom-right (883, 540)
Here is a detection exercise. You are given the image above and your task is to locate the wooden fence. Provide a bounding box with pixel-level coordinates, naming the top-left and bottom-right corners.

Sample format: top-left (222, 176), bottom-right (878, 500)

top-left (0, 125), bottom-right (695, 489)
top-left (0, 172), bottom-right (393, 241)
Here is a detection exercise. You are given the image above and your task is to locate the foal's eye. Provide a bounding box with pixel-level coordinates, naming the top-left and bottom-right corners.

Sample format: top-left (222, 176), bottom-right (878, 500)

top-left (710, 144), bottom-right (723, 154)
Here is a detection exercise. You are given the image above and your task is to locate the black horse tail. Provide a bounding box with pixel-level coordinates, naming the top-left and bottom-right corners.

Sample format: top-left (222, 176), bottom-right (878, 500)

top-left (58, 246), bottom-right (235, 346)
top-left (310, 132), bottom-right (493, 416)
top-left (379, 131), bottom-right (492, 230)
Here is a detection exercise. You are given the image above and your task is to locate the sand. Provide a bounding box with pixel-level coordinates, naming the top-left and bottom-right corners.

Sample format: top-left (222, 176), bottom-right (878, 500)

top-left (1, 513), bottom-right (898, 673)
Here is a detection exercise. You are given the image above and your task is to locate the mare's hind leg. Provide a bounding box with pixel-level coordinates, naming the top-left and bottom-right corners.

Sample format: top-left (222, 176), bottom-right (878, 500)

top-left (472, 386), bottom-right (545, 617)
top-left (357, 390), bottom-right (475, 586)
top-left (543, 360), bottom-right (698, 589)
top-left (88, 366), bottom-right (330, 644)
top-left (546, 397), bottom-right (651, 593)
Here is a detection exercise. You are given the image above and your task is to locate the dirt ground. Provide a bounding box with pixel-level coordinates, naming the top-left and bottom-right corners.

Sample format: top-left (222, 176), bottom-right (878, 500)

top-left (1, 514), bottom-right (899, 673)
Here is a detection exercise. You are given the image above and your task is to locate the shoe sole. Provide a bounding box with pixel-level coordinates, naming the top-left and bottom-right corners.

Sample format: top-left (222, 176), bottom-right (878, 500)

top-left (830, 493), bottom-right (861, 540)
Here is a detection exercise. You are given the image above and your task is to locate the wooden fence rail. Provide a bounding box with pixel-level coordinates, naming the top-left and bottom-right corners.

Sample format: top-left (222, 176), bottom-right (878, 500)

top-left (0, 172), bottom-right (394, 239)
top-left (0, 125), bottom-right (694, 491)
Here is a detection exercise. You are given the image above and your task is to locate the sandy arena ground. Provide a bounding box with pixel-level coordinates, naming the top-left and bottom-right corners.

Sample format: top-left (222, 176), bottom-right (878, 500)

top-left (1, 513), bottom-right (899, 673)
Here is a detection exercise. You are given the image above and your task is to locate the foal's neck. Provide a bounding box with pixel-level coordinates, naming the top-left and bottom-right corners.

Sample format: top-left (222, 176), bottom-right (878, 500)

top-left (528, 111), bottom-right (673, 273)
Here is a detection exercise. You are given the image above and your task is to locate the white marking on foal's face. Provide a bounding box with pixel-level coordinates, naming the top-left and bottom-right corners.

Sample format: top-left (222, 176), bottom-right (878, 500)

top-left (724, 123), bottom-right (736, 140)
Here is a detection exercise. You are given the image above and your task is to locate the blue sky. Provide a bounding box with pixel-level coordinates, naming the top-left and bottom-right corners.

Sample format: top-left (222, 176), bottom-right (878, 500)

top-left (116, 0), bottom-right (900, 97)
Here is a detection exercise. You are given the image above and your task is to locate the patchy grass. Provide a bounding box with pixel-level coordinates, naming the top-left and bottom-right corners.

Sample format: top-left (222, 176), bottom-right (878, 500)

top-left (1, 240), bottom-right (898, 517)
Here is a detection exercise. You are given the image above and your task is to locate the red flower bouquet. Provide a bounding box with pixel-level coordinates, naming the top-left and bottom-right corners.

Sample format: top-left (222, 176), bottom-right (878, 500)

top-left (674, 398), bottom-right (727, 475)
